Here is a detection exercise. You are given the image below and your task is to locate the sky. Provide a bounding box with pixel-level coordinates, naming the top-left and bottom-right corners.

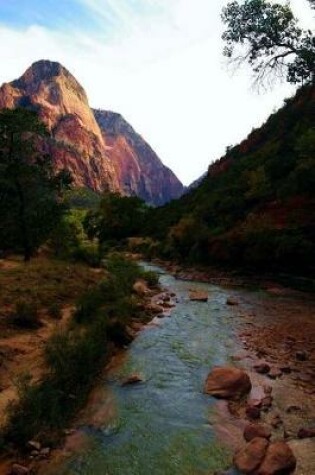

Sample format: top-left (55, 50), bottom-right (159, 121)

top-left (0, 0), bottom-right (313, 185)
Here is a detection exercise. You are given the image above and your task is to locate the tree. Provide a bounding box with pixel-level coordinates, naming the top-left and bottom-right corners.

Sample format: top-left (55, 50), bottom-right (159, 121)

top-left (221, 0), bottom-right (315, 87)
top-left (84, 192), bottom-right (148, 246)
top-left (0, 108), bottom-right (72, 261)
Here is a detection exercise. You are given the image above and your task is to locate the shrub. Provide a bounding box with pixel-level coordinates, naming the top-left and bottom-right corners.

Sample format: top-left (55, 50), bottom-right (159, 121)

top-left (72, 243), bottom-right (100, 267)
top-left (5, 324), bottom-right (109, 447)
top-left (11, 301), bottom-right (41, 329)
top-left (47, 303), bottom-right (62, 320)
top-left (141, 270), bottom-right (159, 287)
top-left (2, 256), bottom-right (157, 448)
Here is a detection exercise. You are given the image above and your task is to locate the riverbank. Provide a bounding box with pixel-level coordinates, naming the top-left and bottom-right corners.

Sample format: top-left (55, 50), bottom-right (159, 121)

top-left (148, 257), bottom-right (315, 293)
top-left (4, 259), bottom-right (314, 474)
top-left (0, 256), bottom-right (167, 475)
top-left (125, 257), bottom-right (315, 473)
top-left (153, 259), bottom-right (315, 474)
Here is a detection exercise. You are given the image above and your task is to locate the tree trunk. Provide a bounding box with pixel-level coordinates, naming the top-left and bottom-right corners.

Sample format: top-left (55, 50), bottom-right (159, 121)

top-left (15, 179), bottom-right (32, 262)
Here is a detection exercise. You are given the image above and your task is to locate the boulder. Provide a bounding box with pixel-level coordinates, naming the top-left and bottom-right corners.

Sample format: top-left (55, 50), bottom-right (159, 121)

top-left (121, 374), bottom-right (143, 386)
top-left (233, 437), bottom-right (269, 474)
top-left (254, 363), bottom-right (271, 375)
top-left (261, 396), bottom-right (273, 410)
top-left (297, 427), bottom-right (315, 439)
top-left (204, 366), bottom-right (252, 400)
top-left (263, 385), bottom-right (272, 395)
top-left (146, 303), bottom-right (164, 315)
top-left (246, 405), bottom-right (261, 420)
top-left (244, 423), bottom-right (272, 442)
top-left (270, 414), bottom-right (283, 429)
top-left (268, 368), bottom-right (282, 379)
top-left (257, 441), bottom-right (296, 475)
top-left (189, 290), bottom-right (208, 302)
top-left (27, 440), bottom-right (41, 451)
top-left (226, 298), bottom-right (239, 306)
top-left (133, 280), bottom-right (149, 296)
top-left (40, 447), bottom-right (51, 457)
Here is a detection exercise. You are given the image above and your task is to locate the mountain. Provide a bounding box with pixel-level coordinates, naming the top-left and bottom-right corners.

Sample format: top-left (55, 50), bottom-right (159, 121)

top-left (186, 172), bottom-right (207, 191)
top-left (94, 110), bottom-right (183, 206)
top-left (0, 60), bottom-right (183, 205)
top-left (145, 85), bottom-right (315, 276)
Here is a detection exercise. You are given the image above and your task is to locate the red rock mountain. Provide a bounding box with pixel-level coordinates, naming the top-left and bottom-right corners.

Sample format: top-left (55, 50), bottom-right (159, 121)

top-left (0, 60), bottom-right (183, 205)
top-left (94, 110), bottom-right (184, 205)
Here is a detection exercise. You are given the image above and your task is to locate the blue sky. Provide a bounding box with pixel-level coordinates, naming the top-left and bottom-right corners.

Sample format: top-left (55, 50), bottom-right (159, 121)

top-left (0, 0), bottom-right (313, 184)
top-left (0, 0), bottom-right (167, 38)
top-left (0, 0), bottom-right (91, 30)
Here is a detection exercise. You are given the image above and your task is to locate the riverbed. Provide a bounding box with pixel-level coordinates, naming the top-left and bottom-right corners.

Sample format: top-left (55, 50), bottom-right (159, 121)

top-left (42, 262), bottom-right (315, 475)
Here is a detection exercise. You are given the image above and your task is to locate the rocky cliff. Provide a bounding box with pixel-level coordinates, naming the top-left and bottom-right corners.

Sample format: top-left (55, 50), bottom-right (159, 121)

top-left (0, 60), bottom-right (183, 205)
top-left (94, 110), bottom-right (184, 206)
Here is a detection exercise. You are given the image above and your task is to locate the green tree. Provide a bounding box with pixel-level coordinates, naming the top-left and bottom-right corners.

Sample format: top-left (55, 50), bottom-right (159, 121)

top-left (0, 108), bottom-right (72, 261)
top-left (84, 192), bottom-right (148, 246)
top-left (222, 0), bottom-right (315, 86)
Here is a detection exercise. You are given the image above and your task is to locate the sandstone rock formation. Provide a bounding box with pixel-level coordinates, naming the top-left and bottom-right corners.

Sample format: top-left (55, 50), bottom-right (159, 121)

top-left (94, 110), bottom-right (184, 206)
top-left (0, 60), bottom-right (184, 205)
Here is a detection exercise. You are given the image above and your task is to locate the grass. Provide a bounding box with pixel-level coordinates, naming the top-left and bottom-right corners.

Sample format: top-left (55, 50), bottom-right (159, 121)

top-left (10, 301), bottom-right (41, 329)
top-left (1, 255), bottom-right (158, 449)
top-left (0, 257), bottom-right (103, 312)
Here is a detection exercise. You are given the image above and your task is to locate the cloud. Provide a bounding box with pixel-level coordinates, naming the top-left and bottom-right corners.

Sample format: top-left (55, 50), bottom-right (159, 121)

top-left (0, 0), bottom-right (310, 184)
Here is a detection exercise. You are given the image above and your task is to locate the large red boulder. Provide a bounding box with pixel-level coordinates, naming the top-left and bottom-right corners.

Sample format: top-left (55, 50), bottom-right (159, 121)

top-left (257, 441), bottom-right (296, 475)
top-left (233, 437), bottom-right (269, 474)
top-left (244, 423), bottom-right (272, 442)
top-left (204, 366), bottom-right (252, 400)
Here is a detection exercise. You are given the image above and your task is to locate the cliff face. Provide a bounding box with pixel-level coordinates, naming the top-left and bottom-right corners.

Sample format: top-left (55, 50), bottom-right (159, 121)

top-left (0, 60), bottom-right (183, 204)
top-left (0, 60), bottom-right (119, 192)
top-left (94, 110), bottom-right (184, 206)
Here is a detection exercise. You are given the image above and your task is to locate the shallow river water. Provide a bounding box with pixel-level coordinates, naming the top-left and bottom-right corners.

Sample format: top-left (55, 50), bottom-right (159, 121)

top-left (49, 263), bottom-right (260, 475)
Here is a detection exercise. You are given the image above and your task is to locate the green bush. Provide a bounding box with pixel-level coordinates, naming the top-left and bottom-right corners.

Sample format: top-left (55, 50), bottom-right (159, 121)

top-left (5, 324), bottom-right (108, 446)
top-left (72, 243), bottom-right (100, 267)
top-left (2, 256), bottom-right (157, 448)
top-left (11, 301), bottom-right (41, 329)
top-left (49, 216), bottom-right (81, 259)
top-left (141, 270), bottom-right (159, 287)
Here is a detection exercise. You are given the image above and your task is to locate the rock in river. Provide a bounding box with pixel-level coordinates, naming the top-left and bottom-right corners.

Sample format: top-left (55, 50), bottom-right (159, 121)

top-left (121, 374), bottom-right (144, 386)
top-left (189, 290), bottom-right (208, 302)
top-left (204, 366), bottom-right (252, 400)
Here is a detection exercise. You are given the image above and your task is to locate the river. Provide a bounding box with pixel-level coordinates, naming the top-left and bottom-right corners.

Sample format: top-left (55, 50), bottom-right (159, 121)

top-left (43, 262), bottom-right (315, 475)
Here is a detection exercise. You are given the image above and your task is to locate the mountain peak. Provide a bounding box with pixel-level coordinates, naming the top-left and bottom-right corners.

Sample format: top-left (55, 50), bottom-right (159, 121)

top-left (27, 60), bottom-right (67, 79)
top-left (0, 59), bottom-right (184, 205)
top-left (11, 60), bottom-right (87, 101)
top-left (13, 60), bottom-right (67, 85)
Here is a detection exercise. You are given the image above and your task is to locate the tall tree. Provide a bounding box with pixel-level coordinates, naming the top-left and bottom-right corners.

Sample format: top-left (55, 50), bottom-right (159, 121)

top-left (221, 0), bottom-right (315, 87)
top-left (84, 192), bottom-right (148, 246)
top-left (0, 108), bottom-right (71, 261)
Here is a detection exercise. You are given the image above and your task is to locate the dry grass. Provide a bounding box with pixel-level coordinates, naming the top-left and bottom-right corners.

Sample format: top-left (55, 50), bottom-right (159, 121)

top-left (0, 257), bottom-right (105, 332)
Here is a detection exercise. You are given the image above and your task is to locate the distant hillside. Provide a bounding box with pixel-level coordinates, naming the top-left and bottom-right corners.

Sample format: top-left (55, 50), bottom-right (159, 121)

top-left (145, 85), bottom-right (315, 276)
top-left (0, 60), bottom-right (183, 206)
